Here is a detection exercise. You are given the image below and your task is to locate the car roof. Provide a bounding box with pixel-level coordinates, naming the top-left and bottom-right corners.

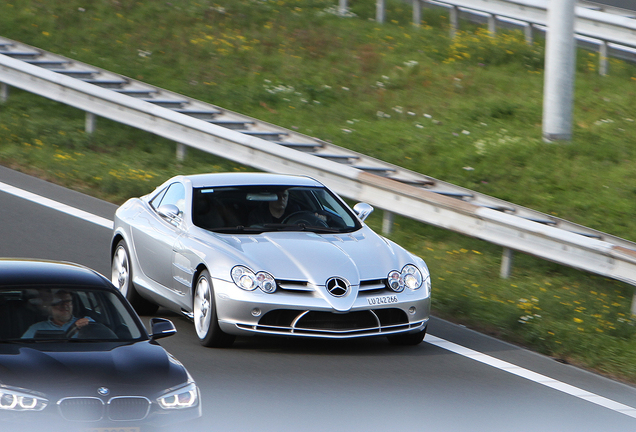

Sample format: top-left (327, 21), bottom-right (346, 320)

top-left (181, 172), bottom-right (325, 189)
top-left (0, 259), bottom-right (113, 289)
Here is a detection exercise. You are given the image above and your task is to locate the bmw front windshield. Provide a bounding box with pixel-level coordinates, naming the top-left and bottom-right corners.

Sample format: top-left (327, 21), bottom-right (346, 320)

top-left (0, 288), bottom-right (144, 343)
top-left (192, 186), bottom-right (362, 234)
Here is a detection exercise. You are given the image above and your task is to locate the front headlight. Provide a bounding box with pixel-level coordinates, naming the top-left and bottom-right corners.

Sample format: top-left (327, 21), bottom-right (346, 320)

top-left (387, 264), bottom-right (423, 292)
top-left (157, 382), bottom-right (199, 410)
top-left (231, 266), bottom-right (276, 293)
top-left (0, 386), bottom-right (48, 411)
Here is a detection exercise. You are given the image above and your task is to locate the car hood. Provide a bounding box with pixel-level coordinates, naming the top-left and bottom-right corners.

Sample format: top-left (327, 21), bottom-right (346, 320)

top-left (0, 341), bottom-right (188, 399)
top-left (214, 227), bottom-right (421, 284)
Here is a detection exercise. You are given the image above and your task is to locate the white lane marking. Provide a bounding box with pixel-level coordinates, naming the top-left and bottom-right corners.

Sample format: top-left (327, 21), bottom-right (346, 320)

top-left (2, 180), bottom-right (635, 419)
top-left (0, 181), bottom-right (114, 229)
top-left (425, 334), bottom-right (636, 419)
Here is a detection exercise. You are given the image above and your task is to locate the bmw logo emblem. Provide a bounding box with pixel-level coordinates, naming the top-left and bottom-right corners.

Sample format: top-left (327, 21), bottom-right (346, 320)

top-left (97, 387), bottom-right (110, 396)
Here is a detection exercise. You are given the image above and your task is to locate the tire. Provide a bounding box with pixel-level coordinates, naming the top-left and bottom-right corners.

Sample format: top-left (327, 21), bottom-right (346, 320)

top-left (111, 240), bottom-right (158, 316)
top-left (387, 325), bottom-right (427, 346)
top-left (193, 270), bottom-right (235, 348)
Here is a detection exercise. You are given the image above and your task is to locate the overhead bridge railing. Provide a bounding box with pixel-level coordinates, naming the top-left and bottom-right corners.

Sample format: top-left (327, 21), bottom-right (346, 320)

top-left (2, 38), bottom-right (636, 313)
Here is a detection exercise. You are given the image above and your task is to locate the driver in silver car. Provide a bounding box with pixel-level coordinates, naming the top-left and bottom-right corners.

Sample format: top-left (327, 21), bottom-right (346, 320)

top-left (22, 290), bottom-right (91, 338)
top-left (248, 189), bottom-right (299, 225)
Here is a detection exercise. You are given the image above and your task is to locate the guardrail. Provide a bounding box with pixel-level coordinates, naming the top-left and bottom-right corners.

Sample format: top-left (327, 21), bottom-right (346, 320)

top-left (339, 0), bottom-right (636, 75)
top-left (2, 50), bottom-right (636, 313)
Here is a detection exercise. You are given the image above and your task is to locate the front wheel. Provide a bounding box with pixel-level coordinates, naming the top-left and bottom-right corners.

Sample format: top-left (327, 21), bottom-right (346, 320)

top-left (111, 240), bottom-right (158, 316)
top-left (193, 270), bottom-right (235, 348)
top-left (387, 326), bottom-right (427, 346)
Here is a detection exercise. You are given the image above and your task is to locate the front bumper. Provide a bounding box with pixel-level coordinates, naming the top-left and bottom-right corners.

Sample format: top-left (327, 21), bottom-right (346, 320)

top-left (213, 279), bottom-right (431, 338)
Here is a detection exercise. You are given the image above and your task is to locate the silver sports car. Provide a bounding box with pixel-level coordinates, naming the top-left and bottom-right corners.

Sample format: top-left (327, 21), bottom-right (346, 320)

top-left (111, 173), bottom-right (431, 347)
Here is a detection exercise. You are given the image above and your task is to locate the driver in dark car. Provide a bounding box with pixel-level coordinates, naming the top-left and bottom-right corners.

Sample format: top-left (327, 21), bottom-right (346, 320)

top-left (248, 189), bottom-right (300, 225)
top-left (22, 290), bottom-right (91, 338)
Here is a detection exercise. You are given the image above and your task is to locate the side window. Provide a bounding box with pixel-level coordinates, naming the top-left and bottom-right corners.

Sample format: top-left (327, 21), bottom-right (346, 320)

top-left (154, 183), bottom-right (186, 214)
top-left (150, 187), bottom-right (168, 209)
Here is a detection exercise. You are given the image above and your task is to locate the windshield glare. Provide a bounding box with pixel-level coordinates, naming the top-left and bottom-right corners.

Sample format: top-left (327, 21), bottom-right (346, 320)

top-left (192, 186), bottom-right (361, 233)
top-left (0, 287), bottom-right (144, 342)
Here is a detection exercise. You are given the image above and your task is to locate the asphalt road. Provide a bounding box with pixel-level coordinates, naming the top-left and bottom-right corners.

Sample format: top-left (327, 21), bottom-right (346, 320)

top-left (1, 165), bottom-right (636, 432)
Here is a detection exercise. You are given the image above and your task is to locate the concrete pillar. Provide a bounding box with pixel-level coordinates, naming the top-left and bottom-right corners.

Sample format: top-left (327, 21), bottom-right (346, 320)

top-left (382, 211), bottom-right (394, 235)
top-left (176, 143), bottom-right (187, 161)
top-left (413, 0), bottom-right (421, 27)
top-left (599, 41), bottom-right (609, 76)
top-left (542, 0), bottom-right (576, 142)
top-left (338, 0), bottom-right (347, 17)
top-left (500, 248), bottom-right (514, 279)
top-left (1, 83), bottom-right (8, 103)
top-left (376, 0), bottom-right (385, 24)
top-left (450, 6), bottom-right (459, 39)
top-left (85, 112), bottom-right (96, 134)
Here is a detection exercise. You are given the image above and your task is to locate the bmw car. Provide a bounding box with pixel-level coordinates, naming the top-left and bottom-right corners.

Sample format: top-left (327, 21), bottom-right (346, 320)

top-left (111, 172), bottom-right (431, 348)
top-left (0, 259), bottom-right (201, 432)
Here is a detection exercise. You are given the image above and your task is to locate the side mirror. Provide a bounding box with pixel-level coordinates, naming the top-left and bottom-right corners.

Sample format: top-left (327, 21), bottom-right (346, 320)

top-left (353, 203), bottom-right (374, 222)
top-left (157, 204), bottom-right (180, 220)
top-left (149, 317), bottom-right (177, 340)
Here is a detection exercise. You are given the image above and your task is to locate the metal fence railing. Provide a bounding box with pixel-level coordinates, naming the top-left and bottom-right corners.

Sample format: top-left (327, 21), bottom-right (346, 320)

top-left (338, 0), bottom-right (636, 75)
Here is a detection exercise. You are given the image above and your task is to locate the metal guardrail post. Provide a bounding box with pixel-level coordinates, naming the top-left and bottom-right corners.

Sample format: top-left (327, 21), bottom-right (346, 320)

top-left (488, 14), bottom-right (497, 35)
top-left (413, 0), bottom-right (422, 27)
top-left (382, 210), bottom-right (394, 235)
top-left (85, 112), bottom-right (96, 134)
top-left (599, 41), bottom-right (609, 75)
top-left (339, 0), bottom-right (347, 17)
top-left (0, 82), bottom-right (8, 103)
top-left (450, 6), bottom-right (459, 38)
top-left (176, 143), bottom-right (187, 161)
top-left (500, 247), bottom-right (514, 278)
top-left (525, 23), bottom-right (534, 45)
top-left (376, 0), bottom-right (386, 23)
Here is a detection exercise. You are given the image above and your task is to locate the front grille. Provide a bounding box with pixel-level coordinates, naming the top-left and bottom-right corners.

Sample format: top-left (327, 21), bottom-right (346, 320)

top-left (58, 396), bottom-right (151, 422)
top-left (254, 308), bottom-right (410, 336)
top-left (108, 397), bottom-right (151, 421)
top-left (58, 397), bottom-right (104, 421)
top-left (297, 311), bottom-right (378, 330)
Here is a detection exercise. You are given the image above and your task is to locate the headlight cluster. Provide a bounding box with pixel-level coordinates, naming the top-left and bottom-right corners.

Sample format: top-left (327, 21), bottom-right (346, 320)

top-left (387, 264), bottom-right (424, 292)
top-left (231, 266), bottom-right (276, 293)
top-left (0, 387), bottom-right (48, 411)
top-left (157, 382), bottom-right (199, 410)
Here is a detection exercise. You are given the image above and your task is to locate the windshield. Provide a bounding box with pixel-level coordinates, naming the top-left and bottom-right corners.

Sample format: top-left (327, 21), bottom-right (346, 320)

top-left (0, 287), bottom-right (145, 342)
top-left (192, 185), bottom-right (361, 234)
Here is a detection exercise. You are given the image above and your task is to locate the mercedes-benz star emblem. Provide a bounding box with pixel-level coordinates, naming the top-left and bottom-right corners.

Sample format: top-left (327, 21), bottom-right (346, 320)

top-left (326, 277), bottom-right (349, 297)
top-left (97, 387), bottom-right (110, 396)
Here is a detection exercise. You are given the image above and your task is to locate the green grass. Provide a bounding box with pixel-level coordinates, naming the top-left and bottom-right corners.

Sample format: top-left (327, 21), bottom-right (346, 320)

top-left (2, 0), bottom-right (636, 382)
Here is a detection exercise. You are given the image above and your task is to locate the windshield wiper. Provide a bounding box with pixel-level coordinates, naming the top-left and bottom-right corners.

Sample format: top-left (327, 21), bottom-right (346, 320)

top-left (209, 226), bottom-right (265, 233)
top-left (261, 223), bottom-right (342, 233)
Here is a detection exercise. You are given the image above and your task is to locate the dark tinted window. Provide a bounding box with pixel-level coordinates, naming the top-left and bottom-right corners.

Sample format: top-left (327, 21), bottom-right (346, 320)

top-left (192, 185), bottom-right (360, 234)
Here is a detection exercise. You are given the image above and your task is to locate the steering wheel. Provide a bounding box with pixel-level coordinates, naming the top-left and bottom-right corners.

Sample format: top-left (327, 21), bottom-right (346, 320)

top-left (282, 211), bottom-right (329, 228)
top-left (65, 321), bottom-right (82, 338)
top-left (66, 321), bottom-right (118, 339)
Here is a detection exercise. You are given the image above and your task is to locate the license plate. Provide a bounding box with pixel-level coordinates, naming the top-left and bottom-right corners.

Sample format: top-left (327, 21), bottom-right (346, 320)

top-left (367, 295), bottom-right (398, 306)
top-left (83, 428), bottom-right (140, 432)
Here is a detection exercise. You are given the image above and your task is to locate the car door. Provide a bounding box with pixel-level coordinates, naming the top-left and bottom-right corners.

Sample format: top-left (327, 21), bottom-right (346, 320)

top-left (132, 182), bottom-right (186, 291)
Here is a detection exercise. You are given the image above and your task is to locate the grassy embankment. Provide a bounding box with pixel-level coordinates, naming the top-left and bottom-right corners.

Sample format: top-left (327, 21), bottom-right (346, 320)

top-left (2, 0), bottom-right (636, 382)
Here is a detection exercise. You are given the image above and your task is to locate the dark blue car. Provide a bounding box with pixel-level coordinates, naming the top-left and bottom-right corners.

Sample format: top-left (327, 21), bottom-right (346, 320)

top-left (0, 259), bottom-right (201, 432)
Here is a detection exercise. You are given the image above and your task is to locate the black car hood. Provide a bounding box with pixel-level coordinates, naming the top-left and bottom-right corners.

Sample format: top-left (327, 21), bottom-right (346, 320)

top-left (0, 341), bottom-right (188, 399)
